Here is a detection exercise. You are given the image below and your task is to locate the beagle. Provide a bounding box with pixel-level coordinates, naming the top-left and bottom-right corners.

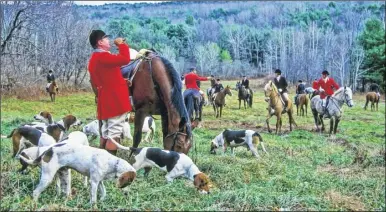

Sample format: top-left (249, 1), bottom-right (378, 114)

top-left (126, 115), bottom-right (156, 143)
top-left (210, 129), bottom-right (268, 159)
top-left (46, 123), bottom-right (89, 144)
top-left (33, 111), bottom-right (54, 125)
top-left (19, 142), bottom-right (136, 205)
top-left (6, 126), bottom-right (56, 158)
top-left (109, 137), bottom-right (210, 194)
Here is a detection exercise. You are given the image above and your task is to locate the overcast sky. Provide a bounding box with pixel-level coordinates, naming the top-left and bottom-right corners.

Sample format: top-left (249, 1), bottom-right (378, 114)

top-left (74, 1), bottom-right (160, 5)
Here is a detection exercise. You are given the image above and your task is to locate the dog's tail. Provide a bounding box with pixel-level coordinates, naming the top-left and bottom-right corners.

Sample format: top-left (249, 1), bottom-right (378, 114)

top-left (252, 132), bottom-right (268, 154)
top-left (19, 142), bottom-right (66, 165)
top-left (107, 136), bottom-right (142, 154)
top-left (5, 128), bottom-right (17, 138)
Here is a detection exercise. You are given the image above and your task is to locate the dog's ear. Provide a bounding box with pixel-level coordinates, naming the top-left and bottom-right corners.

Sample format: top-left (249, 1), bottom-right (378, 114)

top-left (47, 114), bottom-right (53, 124)
top-left (57, 123), bottom-right (65, 131)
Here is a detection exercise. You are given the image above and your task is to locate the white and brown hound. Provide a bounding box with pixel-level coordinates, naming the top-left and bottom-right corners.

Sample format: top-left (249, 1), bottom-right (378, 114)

top-left (109, 137), bottom-right (211, 194)
top-left (19, 142), bottom-right (136, 205)
top-left (210, 129), bottom-right (268, 159)
top-left (7, 126), bottom-right (56, 158)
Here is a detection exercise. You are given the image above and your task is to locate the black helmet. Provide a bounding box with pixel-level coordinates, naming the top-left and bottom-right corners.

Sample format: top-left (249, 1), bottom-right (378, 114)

top-left (298, 80), bottom-right (303, 83)
top-left (322, 70), bottom-right (329, 75)
top-left (190, 67), bottom-right (196, 72)
top-left (48, 70), bottom-right (53, 73)
top-left (216, 78), bottom-right (220, 81)
top-left (275, 69), bottom-right (281, 74)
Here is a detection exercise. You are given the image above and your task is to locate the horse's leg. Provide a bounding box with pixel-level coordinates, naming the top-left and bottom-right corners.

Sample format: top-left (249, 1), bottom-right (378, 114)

top-left (220, 106), bottom-right (223, 118)
top-left (239, 99), bottom-right (241, 109)
top-left (319, 115), bottom-right (325, 132)
top-left (333, 117), bottom-right (340, 135)
top-left (133, 110), bottom-right (146, 150)
top-left (296, 104), bottom-right (299, 116)
top-left (275, 115), bottom-right (280, 134)
top-left (329, 117), bottom-right (334, 137)
top-left (364, 98), bottom-right (368, 110)
top-left (288, 112), bottom-right (292, 131)
top-left (244, 99), bottom-right (246, 109)
top-left (312, 109), bottom-right (319, 131)
top-left (266, 114), bottom-right (272, 133)
top-left (213, 104), bottom-right (217, 117)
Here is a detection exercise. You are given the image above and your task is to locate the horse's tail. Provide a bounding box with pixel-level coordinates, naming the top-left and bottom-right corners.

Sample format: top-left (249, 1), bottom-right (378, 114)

top-left (6, 128), bottom-right (16, 138)
top-left (185, 94), bottom-right (194, 120)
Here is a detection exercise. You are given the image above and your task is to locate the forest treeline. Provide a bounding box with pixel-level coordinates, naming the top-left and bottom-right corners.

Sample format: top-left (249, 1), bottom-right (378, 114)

top-left (1, 1), bottom-right (385, 91)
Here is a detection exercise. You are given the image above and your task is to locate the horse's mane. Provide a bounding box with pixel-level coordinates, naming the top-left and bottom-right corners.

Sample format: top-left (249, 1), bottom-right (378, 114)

top-left (332, 86), bottom-right (352, 97)
top-left (159, 56), bottom-right (192, 137)
top-left (264, 80), bottom-right (278, 93)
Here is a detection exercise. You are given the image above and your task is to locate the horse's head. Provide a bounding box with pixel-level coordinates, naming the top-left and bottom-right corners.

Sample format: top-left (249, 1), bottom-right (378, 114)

top-left (225, 85), bottom-right (233, 96)
top-left (333, 86), bottom-right (354, 107)
top-left (264, 81), bottom-right (276, 97)
top-left (164, 117), bottom-right (192, 154)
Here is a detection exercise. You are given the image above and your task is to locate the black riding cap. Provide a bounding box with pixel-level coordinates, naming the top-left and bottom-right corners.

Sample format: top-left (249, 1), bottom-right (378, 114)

top-left (275, 69), bottom-right (281, 74)
top-left (298, 80), bottom-right (302, 83)
top-left (216, 78), bottom-right (220, 81)
top-left (89, 30), bottom-right (109, 49)
top-left (322, 70), bottom-right (329, 75)
top-left (190, 67), bottom-right (196, 72)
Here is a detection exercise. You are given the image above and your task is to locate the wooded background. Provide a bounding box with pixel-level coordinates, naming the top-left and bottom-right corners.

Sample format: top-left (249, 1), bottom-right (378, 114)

top-left (1, 1), bottom-right (384, 91)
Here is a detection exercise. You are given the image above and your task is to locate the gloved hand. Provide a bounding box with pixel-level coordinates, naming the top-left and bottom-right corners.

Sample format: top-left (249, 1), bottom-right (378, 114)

top-left (278, 88), bottom-right (282, 92)
top-left (114, 37), bottom-right (125, 46)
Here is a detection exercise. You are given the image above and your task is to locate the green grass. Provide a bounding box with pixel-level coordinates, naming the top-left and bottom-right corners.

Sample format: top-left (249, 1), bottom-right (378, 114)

top-left (1, 81), bottom-right (385, 211)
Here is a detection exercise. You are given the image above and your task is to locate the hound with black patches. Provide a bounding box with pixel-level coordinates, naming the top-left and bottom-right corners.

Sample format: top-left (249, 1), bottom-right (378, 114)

top-left (46, 123), bottom-right (89, 144)
top-left (33, 111), bottom-right (54, 125)
top-left (19, 142), bottom-right (136, 205)
top-left (108, 137), bottom-right (211, 194)
top-left (82, 120), bottom-right (133, 141)
top-left (210, 129), bottom-right (268, 159)
top-left (7, 126), bottom-right (56, 158)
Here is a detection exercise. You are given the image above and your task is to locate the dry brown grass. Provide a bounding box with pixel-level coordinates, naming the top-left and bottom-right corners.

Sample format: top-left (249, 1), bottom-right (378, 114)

top-left (325, 190), bottom-right (366, 211)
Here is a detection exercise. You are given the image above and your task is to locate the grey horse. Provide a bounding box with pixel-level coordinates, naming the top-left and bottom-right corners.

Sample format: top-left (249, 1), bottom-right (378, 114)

top-left (311, 86), bottom-right (354, 137)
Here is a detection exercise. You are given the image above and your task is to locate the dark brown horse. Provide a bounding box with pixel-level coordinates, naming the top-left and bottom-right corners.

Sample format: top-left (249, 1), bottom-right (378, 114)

top-left (47, 81), bottom-right (59, 102)
top-left (128, 51), bottom-right (193, 157)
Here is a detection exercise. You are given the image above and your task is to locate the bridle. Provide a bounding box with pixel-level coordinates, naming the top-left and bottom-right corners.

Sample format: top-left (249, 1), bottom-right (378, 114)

top-left (165, 131), bottom-right (188, 152)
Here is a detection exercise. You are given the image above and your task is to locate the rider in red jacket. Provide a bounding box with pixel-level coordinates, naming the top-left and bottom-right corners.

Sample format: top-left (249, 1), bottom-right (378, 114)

top-left (313, 70), bottom-right (340, 112)
top-left (183, 67), bottom-right (211, 118)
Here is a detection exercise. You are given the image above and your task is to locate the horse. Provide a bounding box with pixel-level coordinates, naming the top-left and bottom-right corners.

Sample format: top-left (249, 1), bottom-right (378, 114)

top-left (212, 85), bottom-right (232, 118)
top-left (47, 81), bottom-right (59, 102)
top-left (184, 91), bottom-right (205, 122)
top-left (238, 85), bottom-right (253, 109)
top-left (364, 92), bottom-right (380, 111)
top-left (310, 86), bottom-right (354, 137)
top-left (128, 51), bottom-right (193, 157)
top-left (296, 94), bottom-right (309, 116)
top-left (264, 81), bottom-right (297, 134)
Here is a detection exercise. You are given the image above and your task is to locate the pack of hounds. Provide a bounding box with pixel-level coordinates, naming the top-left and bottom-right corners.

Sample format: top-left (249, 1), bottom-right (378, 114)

top-left (3, 111), bottom-right (268, 205)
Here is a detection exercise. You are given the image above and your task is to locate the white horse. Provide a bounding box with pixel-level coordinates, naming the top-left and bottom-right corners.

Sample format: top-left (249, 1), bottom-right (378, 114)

top-left (310, 86), bottom-right (354, 137)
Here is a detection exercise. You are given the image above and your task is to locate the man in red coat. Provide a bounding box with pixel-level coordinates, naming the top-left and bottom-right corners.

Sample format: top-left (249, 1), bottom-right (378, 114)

top-left (183, 67), bottom-right (211, 118)
top-left (88, 29), bottom-right (132, 156)
top-left (313, 70), bottom-right (340, 112)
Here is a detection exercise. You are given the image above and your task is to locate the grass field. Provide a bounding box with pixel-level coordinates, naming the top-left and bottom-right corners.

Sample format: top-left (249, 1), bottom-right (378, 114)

top-left (1, 80), bottom-right (385, 211)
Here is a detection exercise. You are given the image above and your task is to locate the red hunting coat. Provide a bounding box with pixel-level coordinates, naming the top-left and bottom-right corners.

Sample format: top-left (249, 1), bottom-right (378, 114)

top-left (88, 44), bottom-right (132, 120)
top-left (313, 77), bottom-right (340, 99)
top-left (184, 72), bottom-right (208, 90)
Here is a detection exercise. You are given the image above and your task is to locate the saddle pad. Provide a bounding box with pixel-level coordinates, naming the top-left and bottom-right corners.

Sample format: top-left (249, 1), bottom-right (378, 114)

top-left (121, 60), bottom-right (141, 79)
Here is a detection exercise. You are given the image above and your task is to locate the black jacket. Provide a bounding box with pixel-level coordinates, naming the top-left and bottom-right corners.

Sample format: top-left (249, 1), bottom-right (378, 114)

top-left (296, 83), bottom-right (305, 94)
top-left (241, 79), bottom-right (249, 89)
top-left (214, 84), bottom-right (224, 93)
top-left (273, 76), bottom-right (288, 93)
top-left (47, 74), bottom-right (55, 83)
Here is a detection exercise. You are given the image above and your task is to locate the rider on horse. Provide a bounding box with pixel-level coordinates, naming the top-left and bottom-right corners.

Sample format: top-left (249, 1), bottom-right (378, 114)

top-left (212, 78), bottom-right (224, 101)
top-left (294, 80), bottom-right (306, 105)
top-left (46, 70), bottom-right (55, 92)
top-left (369, 81), bottom-right (381, 98)
top-left (273, 69), bottom-right (289, 112)
top-left (183, 67), bottom-right (211, 117)
top-left (241, 75), bottom-right (251, 95)
top-left (313, 70), bottom-right (340, 117)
